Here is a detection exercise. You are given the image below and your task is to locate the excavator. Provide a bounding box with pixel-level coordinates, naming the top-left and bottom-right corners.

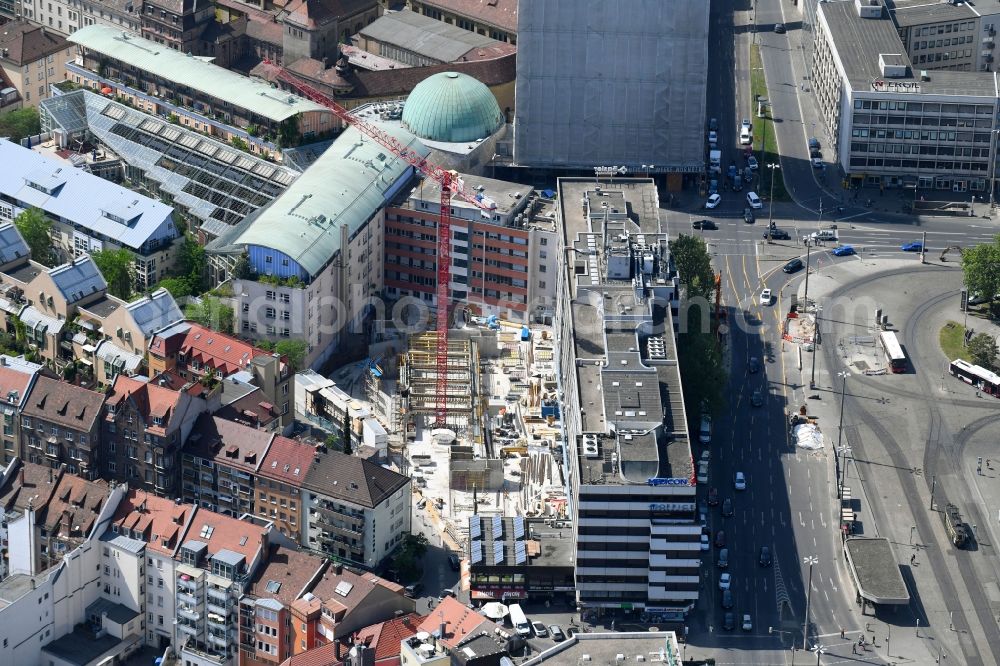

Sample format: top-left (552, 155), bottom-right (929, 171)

top-left (939, 245), bottom-right (964, 262)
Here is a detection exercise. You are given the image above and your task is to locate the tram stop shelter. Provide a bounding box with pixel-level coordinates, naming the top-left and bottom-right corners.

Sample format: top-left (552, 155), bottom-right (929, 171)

top-left (844, 537), bottom-right (910, 612)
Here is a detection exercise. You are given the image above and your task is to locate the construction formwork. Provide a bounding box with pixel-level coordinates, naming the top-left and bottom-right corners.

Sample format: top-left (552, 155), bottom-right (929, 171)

top-left (402, 332), bottom-right (477, 429)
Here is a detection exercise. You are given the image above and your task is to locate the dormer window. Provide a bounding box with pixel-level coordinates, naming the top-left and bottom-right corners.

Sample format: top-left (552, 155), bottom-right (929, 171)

top-left (152, 416), bottom-right (163, 426)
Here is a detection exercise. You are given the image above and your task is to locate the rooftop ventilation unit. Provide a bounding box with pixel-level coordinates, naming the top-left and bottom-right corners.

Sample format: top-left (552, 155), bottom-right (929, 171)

top-left (582, 434), bottom-right (600, 458)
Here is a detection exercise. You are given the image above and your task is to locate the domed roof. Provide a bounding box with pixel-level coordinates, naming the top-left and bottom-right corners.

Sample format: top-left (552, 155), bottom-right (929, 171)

top-left (402, 72), bottom-right (504, 143)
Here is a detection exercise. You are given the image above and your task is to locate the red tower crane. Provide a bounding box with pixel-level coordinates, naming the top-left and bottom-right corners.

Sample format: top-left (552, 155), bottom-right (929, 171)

top-left (258, 61), bottom-right (489, 427)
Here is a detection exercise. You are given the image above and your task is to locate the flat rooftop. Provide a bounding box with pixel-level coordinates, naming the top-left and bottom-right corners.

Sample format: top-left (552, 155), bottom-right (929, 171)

top-left (42, 625), bottom-right (124, 665)
top-left (0, 572), bottom-right (44, 608)
top-left (523, 632), bottom-right (682, 665)
top-left (844, 537), bottom-right (911, 605)
top-left (887, 0), bottom-right (977, 27)
top-left (821, 1), bottom-right (1000, 97)
top-left (559, 178), bottom-right (692, 486)
top-left (467, 516), bottom-right (574, 569)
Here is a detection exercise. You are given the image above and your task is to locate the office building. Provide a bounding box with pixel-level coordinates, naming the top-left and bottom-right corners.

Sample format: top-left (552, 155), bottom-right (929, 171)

top-left (406, 0), bottom-right (518, 44)
top-left (887, 0), bottom-right (1000, 73)
top-left (815, 0), bottom-right (1000, 192)
top-left (103, 374), bottom-right (207, 497)
top-left (207, 125), bottom-right (429, 370)
top-left (514, 0), bottom-right (708, 178)
top-left (0, 139), bottom-right (178, 289)
top-left (148, 321), bottom-right (292, 426)
top-left (384, 173), bottom-right (557, 321)
top-left (557, 179), bottom-right (699, 617)
top-left (0, 21), bottom-right (71, 107)
top-left (301, 446), bottom-right (410, 568)
top-left (66, 25), bottom-right (336, 158)
top-left (20, 375), bottom-right (106, 478)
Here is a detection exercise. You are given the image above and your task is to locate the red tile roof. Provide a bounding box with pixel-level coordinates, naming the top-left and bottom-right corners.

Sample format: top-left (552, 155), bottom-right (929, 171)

top-left (109, 489), bottom-right (195, 556)
top-left (258, 436), bottom-right (315, 485)
top-left (106, 375), bottom-right (187, 435)
top-left (149, 322), bottom-right (285, 376)
top-left (180, 508), bottom-right (269, 563)
top-left (0, 20), bottom-right (70, 66)
top-left (249, 544), bottom-right (327, 606)
top-left (0, 364), bottom-right (37, 409)
top-left (310, 566), bottom-right (405, 618)
top-left (0, 460), bottom-right (61, 513)
top-left (353, 613), bottom-right (423, 660)
top-left (417, 0), bottom-right (518, 33)
top-left (279, 645), bottom-right (401, 666)
top-left (415, 596), bottom-right (494, 649)
top-left (45, 474), bottom-right (109, 538)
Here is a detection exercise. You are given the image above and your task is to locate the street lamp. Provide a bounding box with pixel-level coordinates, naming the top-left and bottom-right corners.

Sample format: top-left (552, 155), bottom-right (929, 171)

top-left (910, 525), bottom-right (917, 545)
top-left (802, 556), bottom-right (818, 651)
top-left (836, 444), bottom-right (852, 502)
top-left (810, 304), bottom-right (822, 390)
top-left (766, 163), bottom-right (781, 242)
top-left (812, 643), bottom-right (826, 665)
top-left (836, 371), bottom-right (849, 498)
top-left (988, 129), bottom-right (1000, 210)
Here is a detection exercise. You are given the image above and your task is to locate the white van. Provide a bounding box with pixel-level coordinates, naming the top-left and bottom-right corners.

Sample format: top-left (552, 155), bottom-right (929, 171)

top-left (739, 126), bottom-right (752, 145)
top-left (509, 604), bottom-right (531, 638)
top-left (697, 461), bottom-right (709, 484)
top-left (746, 192), bottom-right (762, 209)
top-left (699, 415), bottom-right (712, 444)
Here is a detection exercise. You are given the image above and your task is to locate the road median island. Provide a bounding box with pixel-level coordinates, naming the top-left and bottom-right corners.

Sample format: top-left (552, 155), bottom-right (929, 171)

top-left (749, 43), bottom-right (789, 202)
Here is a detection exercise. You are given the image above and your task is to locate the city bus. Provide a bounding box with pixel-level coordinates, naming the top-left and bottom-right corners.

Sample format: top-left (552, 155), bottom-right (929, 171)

top-left (949, 359), bottom-right (1000, 397)
top-left (878, 331), bottom-right (907, 373)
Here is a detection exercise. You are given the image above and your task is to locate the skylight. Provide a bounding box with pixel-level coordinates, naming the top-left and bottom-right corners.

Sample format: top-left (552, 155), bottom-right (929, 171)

top-left (334, 581), bottom-right (354, 597)
top-left (265, 580), bottom-right (281, 594)
top-left (199, 524), bottom-right (214, 539)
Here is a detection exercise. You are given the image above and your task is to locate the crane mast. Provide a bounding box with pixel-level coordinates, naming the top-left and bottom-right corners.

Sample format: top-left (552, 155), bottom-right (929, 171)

top-left (258, 61), bottom-right (487, 427)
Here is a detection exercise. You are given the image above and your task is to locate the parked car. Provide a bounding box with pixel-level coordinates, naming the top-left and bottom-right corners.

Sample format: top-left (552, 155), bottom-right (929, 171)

top-left (718, 548), bottom-right (730, 569)
top-left (705, 193), bottom-right (722, 209)
top-left (719, 573), bottom-right (732, 590)
top-left (531, 622), bottom-right (548, 638)
top-left (782, 258), bottom-right (804, 273)
top-left (692, 219), bottom-right (718, 230)
top-left (549, 625), bottom-right (566, 642)
top-left (751, 390), bottom-right (764, 407)
top-left (708, 487), bottom-right (720, 506)
top-left (832, 245), bottom-right (856, 257)
top-left (715, 530), bottom-right (726, 548)
top-left (760, 288), bottom-right (772, 304)
top-left (448, 554), bottom-right (461, 571)
top-left (700, 450), bottom-right (711, 465)
top-left (748, 357), bottom-right (761, 373)
top-left (723, 612), bottom-right (736, 631)
top-left (743, 207), bottom-right (756, 224)
top-left (811, 156), bottom-right (824, 168)
top-left (759, 546), bottom-right (773, 567)
top-left (708, 130), bottom-right (718, 145)
top-left (439, 589), bottom-right (456, 600)
top-left (722, 497), bottom-right (734, 517)
top-left (734, 472), bottom-right (747, 491)
top-left (709, 117), bottom-right (719, 132)
top-left (741, 118), bottom-right (752, 132)
top-left (747, 155), bottom-right (759, 170)
top-left (404, 582), bottom-right (423, 597)
top-left (773, 22), bottom-right (786, 33)
top-left (416, 498), bottom-right (427, 509)
top-left (808, 137), bottom-right (821, 151)
top-left (746, 191), bottom-right (763, 209)
top-left (901, 241), bottom-right (924, 252)
top-left (721, 589), bottom-right (734, 609)
top-left (700, 534), bottom-right (711, 551)
top-left (765, 228), bottom-right (791, 240)
top-left (742, 614), bottom-right (753, 631)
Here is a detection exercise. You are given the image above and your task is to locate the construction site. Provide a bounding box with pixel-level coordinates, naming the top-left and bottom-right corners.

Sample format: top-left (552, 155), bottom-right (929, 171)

top-left (397, 318), bottom-right (568, 550)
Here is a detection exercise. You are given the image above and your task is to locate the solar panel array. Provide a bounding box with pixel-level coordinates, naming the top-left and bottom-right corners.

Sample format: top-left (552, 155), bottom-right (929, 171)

top-left (492, 515), bottom-right (503, 539)
top-left (493, 541), bottom-right (504, 565)
top-left (513, 517), bottom-right (525, 540)
top-left (515, 541), bottom-right (527, 565)
top-left (471, 541), bottom-right (483, 565)
top-left (469, 515), bottom-right (482, 541)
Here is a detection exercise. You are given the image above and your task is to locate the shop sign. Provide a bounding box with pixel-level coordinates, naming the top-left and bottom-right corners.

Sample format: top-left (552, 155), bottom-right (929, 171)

top-left (871, 80), bottom-right (921, 94)
top-left (647, 477), bottom-right (690, 486)
top-left (649, 502), bottom-right (696, 512)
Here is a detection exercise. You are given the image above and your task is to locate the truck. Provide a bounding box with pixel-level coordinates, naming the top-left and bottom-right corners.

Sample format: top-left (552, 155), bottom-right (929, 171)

top-left (509, 604), bottom-right (532, 637)
top-left (709, 150), bottom-right (722, 173)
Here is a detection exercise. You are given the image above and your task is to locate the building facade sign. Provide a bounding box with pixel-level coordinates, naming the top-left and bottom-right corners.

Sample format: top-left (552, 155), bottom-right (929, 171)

top-left (647, 477), bottom-right (691, 486)
top-left (871, 79), bottom-right (921, 94)
top-left (649, 502), bottom-right (696, 512)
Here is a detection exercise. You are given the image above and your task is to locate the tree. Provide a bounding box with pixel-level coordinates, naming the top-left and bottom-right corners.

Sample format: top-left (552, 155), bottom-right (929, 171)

top-left (157, 277), bottom-right (194, 299)
top-left (0, 108), bottom-right (41, 143)
top-left (341, 407), bottom-right (353, 456)
top-left (961, 236), bottom-right (1000, 308)
top-left (230, 136), bottom-right (249, 151)
top-left (14, 207), bottom-right (53, 265)
top-left (277, 116), bottom-right (300, 149)
top-left (176, 233), bottom-right (207, 293)
top-left (968, 333), bottom-right (999, 369)
top-left (232, 252), bottom-right (253, 280)
top-left (185, 296), bottom-right (234, 332)
top-left (91, 247), bottom-right (135, 299)
top-left (275, 339), bottom-right (307, 372)
top-left (669, 235), bottom-right (716, 301)
top-left (677, 330), bottom-right (726, 421)
top-left (392, 533), bottom-right (429, 583)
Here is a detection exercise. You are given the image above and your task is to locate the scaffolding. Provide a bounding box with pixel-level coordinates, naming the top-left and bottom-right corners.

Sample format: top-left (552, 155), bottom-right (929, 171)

top-left (403, 332), bottom-right (476, 429)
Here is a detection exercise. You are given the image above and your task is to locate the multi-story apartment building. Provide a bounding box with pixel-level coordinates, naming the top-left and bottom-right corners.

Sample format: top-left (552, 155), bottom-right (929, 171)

top-left (0, 21), bottom-right (71, 107)
top-left (280, 0), bottom-right (381, 64)
top-left (209, 125), bottom-right (429, 370)
top-left (301, 447), bottom-right (410, 568)
top-left (814, 0), bottom-right (1000, 192)
top-left (173, 511), bottom-right (271, 666)
top-left (255, 435), bottom-right (315, 541)
top-left (406, 0), bottom-right (517, 44)
top-left (557, 179), bottom-right (699, 618)
top-left (238, 544), bottom-right (328, 666)
top-left (0, 139), bottom-right (179, 290)
top-left (140, 0), bottom-right (215, 53)
top-left (107, 488), bottom-right (198, 651)
top-left (67, 25), bottom-right (336, 158)
top-left (24, 0), bottom-right (142, 35)
top-left (0, 355), bottom-right (43, 466)
top-left (20, 375), bottom-right (105, 478)
top-left (180, 414), bottom-right (273, 518)
top-left (103, 374), bottom-right (208, 497)
top-left (384, 173), bottom-right (558, 322)
top-left (148, 321), bottom-right (292, 427)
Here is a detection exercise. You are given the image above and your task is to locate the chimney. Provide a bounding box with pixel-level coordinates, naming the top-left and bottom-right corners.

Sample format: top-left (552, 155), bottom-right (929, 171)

top-left (335, 564), bottom-right (342, 575)
top-left (440, 621), bottom-right (447, 640)
top-left (335, 641), bottom-right (341, 660)
top-left (19, 466), bottom-right (24, 486)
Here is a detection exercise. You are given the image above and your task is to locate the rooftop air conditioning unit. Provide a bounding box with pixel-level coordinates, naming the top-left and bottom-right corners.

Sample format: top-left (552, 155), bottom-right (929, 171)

top-left (582, 434), bottom-right (599, 458)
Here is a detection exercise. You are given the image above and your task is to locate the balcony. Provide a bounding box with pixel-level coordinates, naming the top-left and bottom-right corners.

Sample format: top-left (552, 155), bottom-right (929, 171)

top-left (208, 633), bottom-right (228, 649)
top-left (176, 622), bottom-right (199, 637)
top-left (176, 591), bottom-right (199, 606)
top-left (207, 601), bottom-right (229, 617)
top-left (177, 605), bottom-right (201, 621)
top-left (206, 612), bottom-right (230, 629)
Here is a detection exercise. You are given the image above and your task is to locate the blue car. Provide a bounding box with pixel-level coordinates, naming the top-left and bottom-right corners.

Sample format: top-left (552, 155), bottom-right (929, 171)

top-left (901, 241), bottom-right (924, 252)
top-left (831, 245), bottom-right (855, 257)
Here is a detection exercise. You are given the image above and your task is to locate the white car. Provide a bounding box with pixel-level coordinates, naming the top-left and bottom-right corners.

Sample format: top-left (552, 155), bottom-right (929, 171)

top-left (746, 192), bottom-right (762, 209)
top-left (531, 622), bottom-right (548, 638)
top-left (742, 614), bottom-right (753, 631)
top-left (708, 130), bottom-right (718, 145)
top-left (719, 573), bottom-right (732, 590)
top-left (741, 118), bottom-right (752, 131)
top-left (705, 193), bottom-right (722, 209)
top-left (760, 288), bottom-right (772, 304)
top-left (700, 450), bottom-right (711, 464)
top-left (734, 472), bottom-right (747, 491)
top-left (700, 534), bottom-right (711, 551)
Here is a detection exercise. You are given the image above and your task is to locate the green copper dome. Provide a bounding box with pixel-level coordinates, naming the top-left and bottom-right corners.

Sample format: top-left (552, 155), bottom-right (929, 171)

top-left (402, 72), bottom-right (504, 143)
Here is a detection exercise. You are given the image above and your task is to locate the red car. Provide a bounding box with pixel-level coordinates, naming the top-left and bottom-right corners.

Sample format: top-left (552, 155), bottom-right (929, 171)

top-left (708, 488), bottom-right (719, 506)
top-left (715, 530), bottom-right (726, 548)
